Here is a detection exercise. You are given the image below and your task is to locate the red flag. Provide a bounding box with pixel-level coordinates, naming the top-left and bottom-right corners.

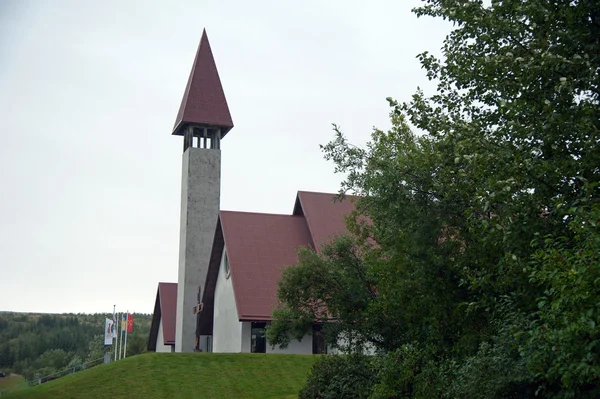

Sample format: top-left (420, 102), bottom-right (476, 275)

top-left (126, 313), bottom-right (134, 333)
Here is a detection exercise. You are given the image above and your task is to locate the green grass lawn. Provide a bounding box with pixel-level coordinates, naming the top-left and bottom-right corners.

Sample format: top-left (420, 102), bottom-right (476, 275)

top-left (6, 353), bottom-right (317, 399)
top-left (0, 374), bottom-right (24, 391)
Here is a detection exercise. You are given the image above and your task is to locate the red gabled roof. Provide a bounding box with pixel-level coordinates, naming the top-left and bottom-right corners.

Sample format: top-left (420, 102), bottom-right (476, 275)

top-left (158, 282), bottom-right (177, 345)
top-left (148, 282), bottom-right (178, 350)
top-left (293, 191), bottom-right (358, 253)
top-left (201, 192), bottom-right (358, 323)
top-left (220, 211), bottom-right (313, 321)
top-left (172, 29), bottom-right (234, 136)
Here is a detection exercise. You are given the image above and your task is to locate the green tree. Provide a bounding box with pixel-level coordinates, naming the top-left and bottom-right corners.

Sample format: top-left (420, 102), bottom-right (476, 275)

top-left (272, 0), bottom-right (599, 397)
top-left (267, 237), bottom-right (382, 353)
top-left (126, 333), bottom-right (148, 357)
top-left (34, 349), bottom-right (72, 371)
top-left (66, 355), bottom-right (85, 372)
top-left (402, 1), bottom-right (600, 396)
top-left (85, 334), bottom-right (109, 363)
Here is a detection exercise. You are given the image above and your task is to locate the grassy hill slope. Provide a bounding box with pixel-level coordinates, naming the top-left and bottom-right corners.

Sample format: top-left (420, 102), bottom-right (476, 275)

top-left (0, 374), bottom-right (23, 390)
top-left (7, 353), bottom-right (317, 399)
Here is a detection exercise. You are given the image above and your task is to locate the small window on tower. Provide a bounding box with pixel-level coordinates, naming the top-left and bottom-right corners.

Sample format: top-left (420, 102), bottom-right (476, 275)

top-left (224, 252), bottom-right (231, 279)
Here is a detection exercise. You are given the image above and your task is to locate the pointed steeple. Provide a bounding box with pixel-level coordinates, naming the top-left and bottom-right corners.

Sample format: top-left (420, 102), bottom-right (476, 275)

top-left (172, 29), bottom-right (234, 137)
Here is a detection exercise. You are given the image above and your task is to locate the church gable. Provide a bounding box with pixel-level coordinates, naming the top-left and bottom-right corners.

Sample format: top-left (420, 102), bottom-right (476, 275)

top-left (293, 191), bottom-right (358, 252)
top-left (203, 192), bottom-right (358, 325)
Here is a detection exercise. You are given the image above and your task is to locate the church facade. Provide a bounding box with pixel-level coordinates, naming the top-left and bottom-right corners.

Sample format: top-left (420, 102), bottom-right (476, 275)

top-left (148, 31), bottom-right (356, 354)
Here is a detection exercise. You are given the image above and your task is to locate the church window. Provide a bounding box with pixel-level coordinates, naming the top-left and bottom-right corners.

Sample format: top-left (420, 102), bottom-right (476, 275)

top-left (224, 252), bottom-right (231, 279)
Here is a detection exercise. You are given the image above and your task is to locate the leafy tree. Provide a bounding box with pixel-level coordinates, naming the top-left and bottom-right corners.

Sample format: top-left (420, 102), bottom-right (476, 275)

top-left (34, 349), bottom-right (72, 371)
top-left (86, 334), bottom-right (109, 363)
top-left (272, 0), bottom-right (599, 397)
top-left (526, 227), bottom-right (600, 396)
top-left (402, 1), bottom-right (600, 396)
top-left (267, 237), bottom-right (381, 353)
top-left (126, 333), bottom-right (148, 357)
top-left (66, 355), bottom-right (85, 372)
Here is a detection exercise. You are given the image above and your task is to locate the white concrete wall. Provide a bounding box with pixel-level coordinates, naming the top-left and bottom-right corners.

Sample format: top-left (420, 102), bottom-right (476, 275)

top-left (210, 246), bottom-right (324, 355)
top-left (237, 321), bottom-right (312, 354)
top-left (241, 322), bottom-right (251, 352)
top-left (267, 332), bottom-right (312, 354)
top-left (155, 317), bottom-right (174, 353)
top-left (212, 247), bottom-right (243, 352)
top-left (176, 147), bottom-right (221, 353)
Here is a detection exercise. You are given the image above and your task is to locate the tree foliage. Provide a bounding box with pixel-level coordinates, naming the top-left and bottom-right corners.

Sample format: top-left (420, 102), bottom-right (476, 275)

top-left (267, 237), bottom-right (381, 353)
top-left (0, 312), bottom-right (152, 381)
top-left (271, 0), bottom-right (599, 397)
top-left (299, 354), bottom-right (376, 399)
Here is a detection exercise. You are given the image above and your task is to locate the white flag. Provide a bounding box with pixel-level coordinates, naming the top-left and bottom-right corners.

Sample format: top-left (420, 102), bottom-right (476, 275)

top-left (111, 317), bottom-right (117, 338)
top-left (104, 318), bottom-right (114, 345)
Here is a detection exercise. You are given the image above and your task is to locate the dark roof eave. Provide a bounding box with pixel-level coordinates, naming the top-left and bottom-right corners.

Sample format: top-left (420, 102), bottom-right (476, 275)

top-left (239, 316), bottom-right (273, 322)
top-left (171, 121), bottom-right (234, 137)
top-left (147, 288), bottom-right (162, 351)
top-left (198, 218), bottom-right (225, 336)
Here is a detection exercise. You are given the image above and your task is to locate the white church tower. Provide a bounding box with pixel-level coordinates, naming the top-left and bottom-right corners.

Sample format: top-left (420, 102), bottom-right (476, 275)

top-left (172, 29), bottom-right (233, 353)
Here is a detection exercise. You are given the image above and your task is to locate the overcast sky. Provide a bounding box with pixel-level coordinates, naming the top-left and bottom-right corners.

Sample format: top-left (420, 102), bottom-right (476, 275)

top-left (0, 1), bottom-right (451, 314)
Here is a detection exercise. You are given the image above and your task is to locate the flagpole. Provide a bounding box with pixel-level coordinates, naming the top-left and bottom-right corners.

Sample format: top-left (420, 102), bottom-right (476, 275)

top-left (120, 313), bottom-right (125, 360)
top-left (118, 312), bottom-right (123, 360)
top-left (124, 311), bottom-right (129, 359)
top-left (113, 305), bottom-right (117, 362)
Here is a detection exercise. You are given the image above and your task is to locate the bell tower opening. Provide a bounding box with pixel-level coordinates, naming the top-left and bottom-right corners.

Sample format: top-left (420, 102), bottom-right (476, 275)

top-left (182, 126), bottom-right (222, 152)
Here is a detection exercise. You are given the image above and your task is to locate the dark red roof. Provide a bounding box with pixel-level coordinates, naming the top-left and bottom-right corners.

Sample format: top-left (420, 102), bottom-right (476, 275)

top-left (148, 282), bottom-right (178, 350)
top-left (158, 282), bottom-right (177, 345)
top-left (293, 191), bottom-right (358, 252)
top-left (172, 29), bottom-right (234, 136)
top-left (197, 192), bottom-right (357, 324)
top-left (220, 211), bottom-right (314, 321)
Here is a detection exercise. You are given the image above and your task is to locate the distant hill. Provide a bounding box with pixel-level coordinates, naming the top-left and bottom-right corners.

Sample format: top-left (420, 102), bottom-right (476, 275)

top-left (6, 353), bottom-right (317, 399)
top-left (0, 312), bottom-right (152, 381)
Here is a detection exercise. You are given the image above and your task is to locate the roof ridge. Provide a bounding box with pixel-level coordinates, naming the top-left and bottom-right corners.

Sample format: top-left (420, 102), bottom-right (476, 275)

top-left (298, 190), bottom-right (361, 199)
top-left (297, 190), bottom-right (338, 196)
top-left (220, 210), bottom-right (304, 217)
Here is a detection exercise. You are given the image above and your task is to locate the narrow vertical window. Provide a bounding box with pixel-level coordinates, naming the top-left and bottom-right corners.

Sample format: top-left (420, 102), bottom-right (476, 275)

top-left (224, 252), bottom-right (231, 279)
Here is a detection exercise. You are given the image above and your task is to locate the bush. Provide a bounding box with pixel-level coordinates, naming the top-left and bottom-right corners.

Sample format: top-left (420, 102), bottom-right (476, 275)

top-left (525, 230), bottom-right (600, 398)
top-left (369, 334), bottom-right (537, 399)
top-left (441, 340), bottom-right (535, 399)
top-left (66, 356), bottom-right (85, 372)
top-left (299, 354), bottom-right (376, 399)
top-left (370, 343), bottom-right (434, 399)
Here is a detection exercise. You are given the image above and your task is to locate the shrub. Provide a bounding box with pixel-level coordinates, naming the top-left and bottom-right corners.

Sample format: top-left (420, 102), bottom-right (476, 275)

top-left (441, 340), bottom-right (535, 399)
top-left (299, 354), bottom-right (376, 399)
top-left (370, 343), bottom-right (434, 399)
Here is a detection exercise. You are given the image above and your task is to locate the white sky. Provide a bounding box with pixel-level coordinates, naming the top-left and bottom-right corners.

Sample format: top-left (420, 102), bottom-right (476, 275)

top-left (0, 0), bottom-right (451, 314)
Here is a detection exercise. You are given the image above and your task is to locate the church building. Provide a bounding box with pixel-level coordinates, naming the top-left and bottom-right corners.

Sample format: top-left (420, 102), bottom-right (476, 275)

top-left (148, 30), bottom-right (356, 354)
